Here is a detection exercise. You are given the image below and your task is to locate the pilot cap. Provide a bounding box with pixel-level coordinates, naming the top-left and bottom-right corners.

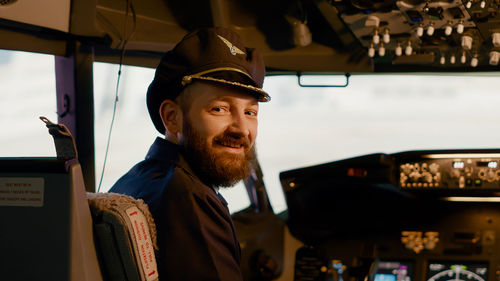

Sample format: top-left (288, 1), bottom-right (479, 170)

top-left (147, 27), bottom-right (271, 134)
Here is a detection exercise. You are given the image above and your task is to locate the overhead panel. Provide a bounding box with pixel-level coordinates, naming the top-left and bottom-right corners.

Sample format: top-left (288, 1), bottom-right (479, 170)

top-left (0, 0), bottom-right (70, 32)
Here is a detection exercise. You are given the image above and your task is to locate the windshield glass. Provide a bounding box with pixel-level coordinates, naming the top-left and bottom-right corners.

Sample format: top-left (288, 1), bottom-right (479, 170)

top-left (0, 49), bottom-right (57, 157)
top-left (93, 66), bottom-right (500, 214)
top-left (260, 74), bottom-right (500, 213)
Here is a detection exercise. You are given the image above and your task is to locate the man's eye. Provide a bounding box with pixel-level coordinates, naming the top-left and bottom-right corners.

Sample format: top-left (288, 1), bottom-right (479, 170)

top-left (246, 110), bottom-right (258, 117)
top-left (211, 106), bottom-right (228, 113)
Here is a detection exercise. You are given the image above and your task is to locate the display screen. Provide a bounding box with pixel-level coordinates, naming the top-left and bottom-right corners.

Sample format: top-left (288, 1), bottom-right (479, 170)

top-left (427, 261), bottom-right (488, 281)
top-left (453, 161), bottom-right (465, 169)
top-left (374, 261), bottom-right (413, 281)
top-left (476, 161), bottom-right (498, 168)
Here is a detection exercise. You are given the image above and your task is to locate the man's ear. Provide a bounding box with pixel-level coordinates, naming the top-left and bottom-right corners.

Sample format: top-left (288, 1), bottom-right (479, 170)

top-left (159, 99), bottom-right (183, 142)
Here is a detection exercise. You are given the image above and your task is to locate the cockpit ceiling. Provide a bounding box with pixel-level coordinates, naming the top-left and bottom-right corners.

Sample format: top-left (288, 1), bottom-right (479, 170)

top-left (1, 0), bottom-right (500, 72)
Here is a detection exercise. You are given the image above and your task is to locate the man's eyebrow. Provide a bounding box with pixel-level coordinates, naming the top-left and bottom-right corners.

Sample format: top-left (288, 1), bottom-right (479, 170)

top-left (211, 96), bottom-right (259, 106)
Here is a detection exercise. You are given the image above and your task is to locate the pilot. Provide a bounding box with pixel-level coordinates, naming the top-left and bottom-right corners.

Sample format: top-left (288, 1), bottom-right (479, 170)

top-left (109, 27), bottom-right (270, 281)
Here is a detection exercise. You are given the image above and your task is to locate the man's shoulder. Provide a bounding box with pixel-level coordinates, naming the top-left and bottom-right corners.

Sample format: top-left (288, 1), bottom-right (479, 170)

top-left (167, 164), bottom-right (219, 201)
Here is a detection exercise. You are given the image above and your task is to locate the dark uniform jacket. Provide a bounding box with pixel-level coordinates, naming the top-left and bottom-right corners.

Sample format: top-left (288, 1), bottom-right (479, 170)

top-left (109, 137), bottom-right (243, 281)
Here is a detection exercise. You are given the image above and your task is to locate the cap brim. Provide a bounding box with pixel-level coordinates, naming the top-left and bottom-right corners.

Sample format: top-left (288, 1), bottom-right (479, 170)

top-left (181, 67), bottom-right (270, 102)
top-left (186, 75), bottom-right (270, 102)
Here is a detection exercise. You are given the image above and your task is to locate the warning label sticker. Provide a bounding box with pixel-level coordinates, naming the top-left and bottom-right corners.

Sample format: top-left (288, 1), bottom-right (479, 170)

top-left (126, 206), bottom-right (158, 281)
top-left (0, 178), bottom-right (44, 207)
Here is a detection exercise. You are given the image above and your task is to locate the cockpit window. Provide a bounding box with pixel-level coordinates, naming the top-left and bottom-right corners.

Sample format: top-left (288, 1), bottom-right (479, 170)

top-left (0, 49), bottom-right (57, 157)
top-left (93, 66), bottom-right (500, 214)
top-left (259, 74), bottom-right (500, 213)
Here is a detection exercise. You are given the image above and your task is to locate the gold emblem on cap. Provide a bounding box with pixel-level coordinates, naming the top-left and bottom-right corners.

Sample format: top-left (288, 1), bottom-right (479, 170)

top-left (217, 35), bottom-right (245, 56)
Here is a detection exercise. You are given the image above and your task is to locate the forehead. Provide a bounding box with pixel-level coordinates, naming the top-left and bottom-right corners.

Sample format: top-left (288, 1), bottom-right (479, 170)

top-left (182, 81), bottom-right (259, 106)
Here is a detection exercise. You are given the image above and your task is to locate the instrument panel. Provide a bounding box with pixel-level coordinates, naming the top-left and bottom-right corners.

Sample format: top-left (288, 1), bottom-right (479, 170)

top-left (371, 260), bottom-right (488, 281)
top-left (281, 149), bottom-right (500, 281)
top-left (399, 154), bottom-right (500, 190)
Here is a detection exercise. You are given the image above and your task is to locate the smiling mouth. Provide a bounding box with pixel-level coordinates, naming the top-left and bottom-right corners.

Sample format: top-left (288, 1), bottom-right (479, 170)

top-left (216, 141), bottom-right (244, 149)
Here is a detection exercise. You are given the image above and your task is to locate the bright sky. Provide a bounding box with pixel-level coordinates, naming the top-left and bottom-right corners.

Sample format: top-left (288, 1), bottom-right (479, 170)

top-left (2, 49), bottom-right (500, 213)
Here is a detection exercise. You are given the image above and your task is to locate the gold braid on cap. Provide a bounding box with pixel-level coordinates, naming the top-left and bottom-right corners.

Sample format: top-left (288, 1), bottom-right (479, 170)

top-left (181, 67), bottom-right (270, 101)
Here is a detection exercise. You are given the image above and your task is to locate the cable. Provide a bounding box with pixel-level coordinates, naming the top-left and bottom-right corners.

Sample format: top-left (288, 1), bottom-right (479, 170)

top-left (97, 0), bottom-right (136, 192)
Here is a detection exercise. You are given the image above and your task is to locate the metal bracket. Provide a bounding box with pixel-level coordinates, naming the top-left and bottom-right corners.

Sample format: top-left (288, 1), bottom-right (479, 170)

top-left (297, 73), bottom-right (351, 88)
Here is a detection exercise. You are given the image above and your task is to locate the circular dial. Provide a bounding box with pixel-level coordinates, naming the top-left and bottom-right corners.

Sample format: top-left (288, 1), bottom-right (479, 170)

top-left (427, 264), bottom-right (487, 281)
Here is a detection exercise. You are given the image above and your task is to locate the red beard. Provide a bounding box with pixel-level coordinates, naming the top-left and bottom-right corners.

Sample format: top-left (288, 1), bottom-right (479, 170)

top-left (181, 118), bottom-right (255, 187)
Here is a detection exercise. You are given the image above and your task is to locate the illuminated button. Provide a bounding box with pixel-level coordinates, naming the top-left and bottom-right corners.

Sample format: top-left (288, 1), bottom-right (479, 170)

top-left (466, 178), bottom-right (473, 186)
top-left (475, 179), bottom-right (482, 186)
top-left (418, 183), bottom-right (423, 187)
top-left (459, 176), bottom-right (465, 188)
top-left (435, 183), bottom-right (439, 187)
top-left (401, 183), bottom-right (406, 188)
top-left (412, 183), bottom-right (418, 187)
top-left (423, 183), bottom-right (428, 187)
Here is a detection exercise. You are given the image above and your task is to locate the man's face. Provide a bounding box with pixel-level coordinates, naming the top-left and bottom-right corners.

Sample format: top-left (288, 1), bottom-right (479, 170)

top-left (179, 81), bottom-right (259, 187)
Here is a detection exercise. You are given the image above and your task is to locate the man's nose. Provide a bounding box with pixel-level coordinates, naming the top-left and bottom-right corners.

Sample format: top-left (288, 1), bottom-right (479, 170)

top-left (229, 112), bottom-right (250, 137)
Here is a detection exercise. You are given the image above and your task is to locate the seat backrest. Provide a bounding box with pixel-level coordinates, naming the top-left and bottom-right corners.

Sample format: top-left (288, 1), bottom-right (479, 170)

top-left (87, 192), bottom-right (159, 281)
top-left (0, 118), bottom-right (158, 281)
top-left (0, 159), bottom-right (103, 281)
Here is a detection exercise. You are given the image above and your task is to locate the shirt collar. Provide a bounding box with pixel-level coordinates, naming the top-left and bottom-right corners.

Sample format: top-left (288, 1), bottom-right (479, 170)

top-left (145, 137), bottom-right (205, 187)
top-left (145, 137), bottom-right (180, 162)
top-left (146, 137), bottom-right (227, 206)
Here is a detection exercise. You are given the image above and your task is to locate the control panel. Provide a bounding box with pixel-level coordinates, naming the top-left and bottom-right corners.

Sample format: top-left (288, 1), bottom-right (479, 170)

top-left (327, 0), bottom-right (500, 68)
top-left (399, 154), bottom-right (500, 190)
top-left (281, 149), bottom-right (500, 281)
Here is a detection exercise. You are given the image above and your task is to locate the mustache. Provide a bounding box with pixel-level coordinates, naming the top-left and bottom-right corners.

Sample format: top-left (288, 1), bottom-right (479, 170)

top-left (213, 132), bottom-right (250, 149)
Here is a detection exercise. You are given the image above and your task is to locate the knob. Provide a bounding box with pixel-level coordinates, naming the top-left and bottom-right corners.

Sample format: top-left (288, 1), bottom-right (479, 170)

top-left (492, 33), bottom-right (500, 47)
top-left (401, 164), bottom-right (413, 174)
top-left (450, 55), bottom-right (456, 64)
top-left (378, 44), bottom-right (386, 56)
top-left (471, 56), bottom-right (479, 67)
top-left (445, 25), bottom-right (453, 36)
top-left (395, 44), bottom-right (403, 56)
top-left (434, 172), bottom-right (442, 182)
top-left (487, 170), bottom-right (496, 182)
top-left (429, 163), bottom-right (440, 174)
top-left (427, 25), bottom-right (435, 36)
top-left (457, 22), bottom-right (465, 34)
top-left (422, 172), bottom-right (433, 183)
top-left (373, 30), bottom-right (380, 45)
top-left (383, 30), bottom-right (390, 44)
top-left (405, 42), bottom-right (413, 56)
top-left (489, 51), bottom-right (500, 65)
top-left (417, 25), bottom-right (424, 37)
top-left (461, 35), bottom-right (473, 50)
top-left (368, 45), bottom-right (375, 57)
top-left (410, 171), bottom-right (421, 182)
